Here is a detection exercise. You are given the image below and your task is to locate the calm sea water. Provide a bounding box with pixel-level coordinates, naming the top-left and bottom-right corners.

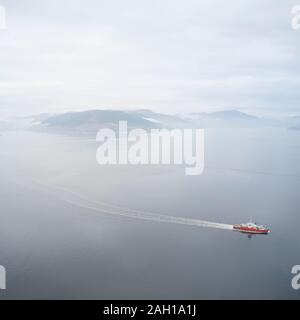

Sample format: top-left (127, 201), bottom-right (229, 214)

top-left (0, 128), bottom-right (299, 299)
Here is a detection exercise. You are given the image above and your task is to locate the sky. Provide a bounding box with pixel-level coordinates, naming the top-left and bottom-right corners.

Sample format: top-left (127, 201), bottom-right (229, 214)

top-left (0, 0), bottom-right (300, 119)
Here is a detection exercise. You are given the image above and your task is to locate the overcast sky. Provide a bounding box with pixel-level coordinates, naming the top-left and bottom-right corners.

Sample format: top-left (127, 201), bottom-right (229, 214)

top-left (0, 0), bottom-right (299, 118)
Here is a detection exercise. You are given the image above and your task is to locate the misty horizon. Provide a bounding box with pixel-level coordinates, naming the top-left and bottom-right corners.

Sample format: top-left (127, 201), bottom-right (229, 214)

top-left (1, 0), bottom-right (300, 119)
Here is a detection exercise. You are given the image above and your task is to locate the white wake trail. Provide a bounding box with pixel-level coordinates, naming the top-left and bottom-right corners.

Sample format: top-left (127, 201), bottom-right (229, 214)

top-left (31, 178), bottom-right (233, 232)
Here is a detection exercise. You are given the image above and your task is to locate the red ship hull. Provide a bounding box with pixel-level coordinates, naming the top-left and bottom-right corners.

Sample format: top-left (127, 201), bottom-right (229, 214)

top-left (233, 225), bottom-right (270, 234)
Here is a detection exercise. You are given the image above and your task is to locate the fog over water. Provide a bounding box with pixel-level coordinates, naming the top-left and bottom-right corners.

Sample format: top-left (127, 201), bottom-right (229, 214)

top-left (0, 128), bottom-right (299, 299)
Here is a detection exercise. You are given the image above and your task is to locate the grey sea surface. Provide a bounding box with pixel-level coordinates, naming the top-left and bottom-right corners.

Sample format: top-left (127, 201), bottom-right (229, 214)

top-left (0, 128), bottom-right (299, 299)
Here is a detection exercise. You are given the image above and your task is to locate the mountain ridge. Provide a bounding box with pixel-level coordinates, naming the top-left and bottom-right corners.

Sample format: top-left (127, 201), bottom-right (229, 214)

top-left (30, 108), bottom-right (282, 135)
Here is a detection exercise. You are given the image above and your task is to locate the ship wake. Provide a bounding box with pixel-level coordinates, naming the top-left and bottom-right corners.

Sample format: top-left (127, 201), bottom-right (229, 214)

top-left (32, 178), bottom-right (233, 232)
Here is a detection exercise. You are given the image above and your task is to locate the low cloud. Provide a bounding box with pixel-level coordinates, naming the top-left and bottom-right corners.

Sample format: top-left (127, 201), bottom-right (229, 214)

top-left (0, 0), bottom-right (299, 118)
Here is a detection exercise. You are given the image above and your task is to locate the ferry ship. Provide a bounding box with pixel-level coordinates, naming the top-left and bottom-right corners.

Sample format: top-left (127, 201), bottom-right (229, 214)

top-left (233, 222), bottom-right (270, 234)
